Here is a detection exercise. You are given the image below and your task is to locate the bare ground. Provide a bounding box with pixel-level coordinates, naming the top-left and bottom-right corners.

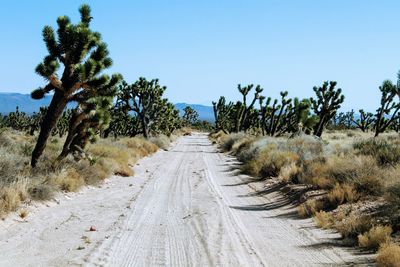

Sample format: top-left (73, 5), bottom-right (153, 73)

top-left (0, 133), bottom-right (372, 266)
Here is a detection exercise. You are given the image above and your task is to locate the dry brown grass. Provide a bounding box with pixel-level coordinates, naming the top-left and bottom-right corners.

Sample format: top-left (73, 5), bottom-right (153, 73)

top-left (314, 211), bottom-right (334, 229)
top-left (55, 168), bottom-right (85, 192)
top-left (327, 183), bottom-right (358, 207)
top-left (243, 147), bottom-right (299, 179)
top-left (376, 242), bottom-right (400, 267)
top-left (0, 130), bottom-right (159, 217)
top-left (335, 214), bottom-right (373, 238)
top-left (298, 199), bottom-right (324, 218)
top-left (0, 181), bottom-right (28, 217)
top-left (358, 225), bottom-right (392, 250)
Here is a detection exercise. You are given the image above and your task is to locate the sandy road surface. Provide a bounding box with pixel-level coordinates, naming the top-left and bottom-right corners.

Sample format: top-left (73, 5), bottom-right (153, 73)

top-left (0, 133), bottom-right (371, 266)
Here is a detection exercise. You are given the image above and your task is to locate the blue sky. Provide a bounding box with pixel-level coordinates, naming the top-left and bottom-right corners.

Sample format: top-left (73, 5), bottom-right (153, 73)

top-left (0, 1), bottom-right (399, 111)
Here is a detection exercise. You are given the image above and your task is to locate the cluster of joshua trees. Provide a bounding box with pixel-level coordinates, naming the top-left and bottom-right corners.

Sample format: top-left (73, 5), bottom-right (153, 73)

top-left (213, 78), bottom-right (400, 138)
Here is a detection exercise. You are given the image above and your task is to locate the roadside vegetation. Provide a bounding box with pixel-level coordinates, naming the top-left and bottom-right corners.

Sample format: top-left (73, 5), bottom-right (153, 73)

top-left (210, 73), bottom-right (400, 266)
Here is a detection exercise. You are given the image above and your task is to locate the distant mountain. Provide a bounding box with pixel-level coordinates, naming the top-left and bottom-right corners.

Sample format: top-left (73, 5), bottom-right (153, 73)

top-left (0, 93), bottom-right (215, 122)
top-left (0, 93), bottom-right (54, 114)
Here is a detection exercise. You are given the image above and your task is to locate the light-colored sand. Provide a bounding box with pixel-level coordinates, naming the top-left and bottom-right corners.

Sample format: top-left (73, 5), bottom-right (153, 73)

top-left (0, 133), bottom-right (371, 266)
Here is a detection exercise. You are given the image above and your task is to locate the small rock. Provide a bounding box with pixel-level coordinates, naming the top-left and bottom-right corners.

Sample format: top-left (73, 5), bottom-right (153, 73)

top-left (89, 226), bottom-right (97, 231)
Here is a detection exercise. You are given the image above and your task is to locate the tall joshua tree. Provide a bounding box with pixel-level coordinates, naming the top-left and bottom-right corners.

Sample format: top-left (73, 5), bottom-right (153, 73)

top-left (353, 109), bottom-right (374, 132)
top-left (182, 106), bottom-right (199, 126)
top-left (235, 84), bottom-right (263, 132)
top-left (310, 81), bottom-right (344, 137)
top-left (374, 80), bottom-right (400, 137)
top-left (30, 5), bottom-right (121, 167)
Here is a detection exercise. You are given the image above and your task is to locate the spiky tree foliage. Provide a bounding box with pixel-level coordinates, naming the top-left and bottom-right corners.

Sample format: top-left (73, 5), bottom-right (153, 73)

top-left (310, 81), bottom-right (345, 137)
top-left (3, 106), bottom-right (30, 131)
top-left (352, 109), bottom-right (374, 132)
top-left (54, 109), bottom-right (73, 137)
top-left (30, 4), bottom-right (121, 167)
top-left (374, 80), bottom-right (400, 137)
top-left (234, 84), bottom-right (263, 132)
top-left (118, 78), bottom-right (178, 138)
top-left (182, 106), bottom-right (199, 126)
top-left (58, 96), bottom-right (114, 160)
top-left (331, 110), bottom-right (355, 130)
top-left (28, 107), bottom-right (47, 135)
top-left (156, 102), bottom-right (181, 136)
top-left (212, 96), bottom-right (235, 133)
top-left (259, 93), bottom-right (316, 136)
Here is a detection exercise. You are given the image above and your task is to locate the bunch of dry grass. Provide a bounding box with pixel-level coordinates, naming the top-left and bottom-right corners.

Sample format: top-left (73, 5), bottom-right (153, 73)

top-left (376, 242), bottom-right (400, 267)
top-left (242, 146), bottom-right (299, 179)
top-left (0, 181), bottom-right (28, 217)
top-left (314, 211), bottom-right (334, 229)
top-left (220, 132), bottom-right (247, 152)
top-left (149, 134), bottom-right (171, 150)
top-left (335, 214), bottom-right (373, 238)
top-left (298, 199), bottom-right (324, 218)
top-left (358, 225), bottom-right (392, 250)
top-left (327, 183), bottom-right (358, 208)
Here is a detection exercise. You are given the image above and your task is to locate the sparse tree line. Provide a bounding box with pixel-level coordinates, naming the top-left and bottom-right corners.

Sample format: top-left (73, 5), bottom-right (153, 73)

top-left (213, 76), bottom-right (400, 138)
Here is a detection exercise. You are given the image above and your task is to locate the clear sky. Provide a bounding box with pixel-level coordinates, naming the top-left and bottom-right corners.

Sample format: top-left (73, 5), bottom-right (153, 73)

top-left (0, 1), bottom-right (399, 111)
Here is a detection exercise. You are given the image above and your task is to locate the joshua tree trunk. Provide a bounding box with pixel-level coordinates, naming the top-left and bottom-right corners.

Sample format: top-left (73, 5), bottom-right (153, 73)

top-left (58, 111), bottom-right (85, 160)
top-left (140, 114), bottom-right (149, 138)
top-left (31, 91), bottom-right (68, 167)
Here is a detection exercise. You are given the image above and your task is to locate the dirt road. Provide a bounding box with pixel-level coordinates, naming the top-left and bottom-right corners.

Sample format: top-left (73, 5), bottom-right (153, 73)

top-left (0, 133), bottom-right (370, 266)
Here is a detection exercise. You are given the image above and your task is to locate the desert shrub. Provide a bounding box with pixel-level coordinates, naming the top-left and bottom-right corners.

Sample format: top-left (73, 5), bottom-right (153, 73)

top-left (287, 135), bottom-right (324, 163)
top-left (335, 214), bottom-right (373, 238)
top-left (358, 225), bottom-right (392, 250)
top-left (28, 184), bottom-right (56, 200)
top-left (304, 154), bottom-right (383, 195)
top-left (314, 211), bottom-right (334, 229)
top-left (220, 132), bottom-right (246, 152)
top-left (279, 162), bottom-right (301, 183)
top-left (242, 146), bottom-right (299, 179)
top-left (55, 168), bottom-right (85, 192)
top-left (376, 242), bottom-right (400, 267)
top-left (354, 138), bottom-right (400, 166)
top-left (299, 159), bottom-right (334, 189)
top-left (149, 134), bottom-right (171, 150)
top-left (386, 183), bottom-right (400, 205)
top-left (327, 183), bottom-right (358, 207)
top-left (236, 137), bottom-right (278, 163)
top-left (0, 148), bottom-right (27, 184)
top-left (231, 136), bottom-right (255, 155)
top-left (0, 181), bottom-right (28, 216)
top-left (298, 199), bottom-right (324, 218)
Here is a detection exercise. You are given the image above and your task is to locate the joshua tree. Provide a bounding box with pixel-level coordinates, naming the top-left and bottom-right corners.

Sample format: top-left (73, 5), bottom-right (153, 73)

top-left (182, 106), bottom-right (199, 126)
top-left (374, 80), bottom-right (400, 137)
top-left (212, 96), bottom-right (235, 133)
top-left (118, 78), bottom-right (176, 138)
top-left (310, 81), bottom-right (345, 137)
top-left (352, 109), bottom-right (374, 132)
top-left (259, 92), bottom-right (315, 136)
top-left (30, 5), bottom-right (121, 167)
top-left (234, 84), bottom-right (263, 132)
